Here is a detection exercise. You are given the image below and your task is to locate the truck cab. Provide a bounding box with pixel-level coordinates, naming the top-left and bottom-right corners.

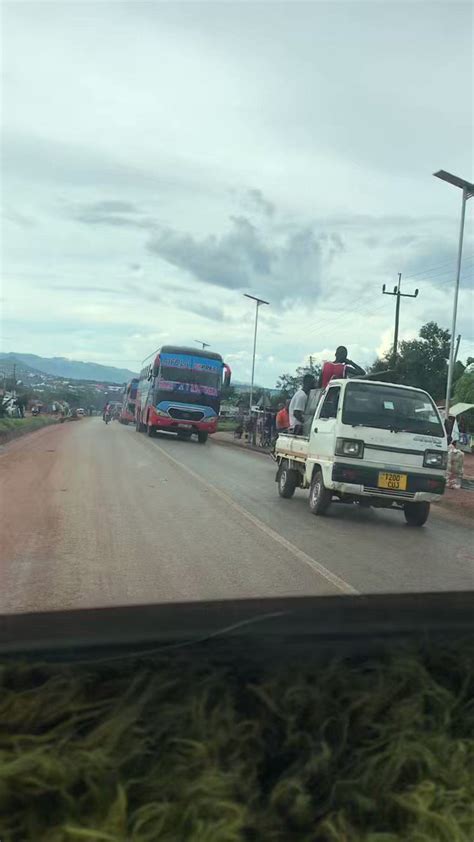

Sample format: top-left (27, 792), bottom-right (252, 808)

top-left (275, 379), bottom-right (448, 526)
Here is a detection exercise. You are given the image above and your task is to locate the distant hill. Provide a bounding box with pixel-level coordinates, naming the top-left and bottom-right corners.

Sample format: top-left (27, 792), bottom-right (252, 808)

top-left (0, 353), bottom-right (137, 384)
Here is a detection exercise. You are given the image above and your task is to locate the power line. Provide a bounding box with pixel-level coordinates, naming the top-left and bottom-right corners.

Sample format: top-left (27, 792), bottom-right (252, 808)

top-left (307, 289), bottom-right (384, 336)
top-left (402, 253), bottom-right (473, 281)
top-left (307, 255), bottom-right (474, 337)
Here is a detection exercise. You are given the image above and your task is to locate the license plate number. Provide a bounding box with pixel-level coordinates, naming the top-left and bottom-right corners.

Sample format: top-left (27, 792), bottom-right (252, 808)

top-left (378, 472), bottom-right (407, 491)
top-left (178, 423), bottom-right (192, 429)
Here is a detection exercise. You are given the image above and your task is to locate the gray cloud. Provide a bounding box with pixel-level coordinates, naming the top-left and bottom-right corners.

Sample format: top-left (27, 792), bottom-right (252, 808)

top-left (49, 281), bottom-right (161, 304)
top-left (246, 188), bottom-right (275, 217)
top-left (183, 303), bottom-right (226, 321)
top-left (147, 215), bottom-right (329, 305)
top-left (3, 207), bottom-right (36, 228)
top-left (51, 284), bottom-right (126, 295)
top-left (87, 200), bottom-right (139, 214)
top-left (72, 200), bottom-right (155, 230)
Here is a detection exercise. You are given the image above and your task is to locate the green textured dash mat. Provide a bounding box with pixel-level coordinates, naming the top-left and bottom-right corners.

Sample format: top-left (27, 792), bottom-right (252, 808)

top-left (1, 645), bottom-right (473, 842)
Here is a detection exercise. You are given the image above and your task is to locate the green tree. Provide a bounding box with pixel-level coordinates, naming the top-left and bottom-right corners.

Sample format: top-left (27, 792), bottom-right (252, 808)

top-left (276, 359), bottom-right (321, 398)
top-left (370, 322), bottom-right (450, 400)
top-left (453, 360), bottom-right (465, 385)
top-left (454, 370), bottom-right (474, 404)
top-left (221, 383), bottom-right (237, 403)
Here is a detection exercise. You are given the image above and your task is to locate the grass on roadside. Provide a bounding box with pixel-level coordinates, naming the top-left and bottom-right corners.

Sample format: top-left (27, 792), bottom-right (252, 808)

top-left (0, 416), bottom-right (59, 437)
top-left (217, 418), bottom-right (238, 432)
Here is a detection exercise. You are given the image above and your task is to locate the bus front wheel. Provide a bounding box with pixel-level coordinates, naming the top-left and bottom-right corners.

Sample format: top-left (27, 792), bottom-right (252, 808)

top-left (197, 431), bottom-right (208, 444)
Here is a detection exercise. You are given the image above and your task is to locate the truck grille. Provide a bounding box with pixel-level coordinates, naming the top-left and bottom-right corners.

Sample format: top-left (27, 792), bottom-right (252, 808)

top-left (168, 408), bottom-right (205, 422)
top-left (364, 486), bottom-right (415, 499)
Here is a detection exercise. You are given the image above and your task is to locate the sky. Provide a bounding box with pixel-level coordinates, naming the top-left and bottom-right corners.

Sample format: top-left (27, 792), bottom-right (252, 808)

top-left (2, 0), bottom-right (473, 386)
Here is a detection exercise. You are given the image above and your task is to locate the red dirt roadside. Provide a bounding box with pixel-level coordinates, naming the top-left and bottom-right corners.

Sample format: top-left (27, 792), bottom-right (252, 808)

top-left (0, 423), bottom-right (71, 598)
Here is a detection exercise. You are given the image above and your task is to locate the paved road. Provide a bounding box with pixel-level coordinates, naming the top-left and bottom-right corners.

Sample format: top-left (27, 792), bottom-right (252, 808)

top-left (1, 418), bottom-right (473, 614)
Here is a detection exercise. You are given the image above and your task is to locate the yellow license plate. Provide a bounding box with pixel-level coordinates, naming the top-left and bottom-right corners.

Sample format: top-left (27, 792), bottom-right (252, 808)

top-left (378, 472), bottom-right (407, 491)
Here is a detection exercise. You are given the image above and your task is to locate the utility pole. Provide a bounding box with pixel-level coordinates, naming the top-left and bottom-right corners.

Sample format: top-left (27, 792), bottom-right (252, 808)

top-left (194, 340), bottom-right (210, 350)
top-left (12, 363), bottom-right (16, 395)
top-left (244, 293), bottom-right (269, 412)
top-left (382, 274), bottom-right (419, 362)
top-left (454, 334), bottom-right (461, 366)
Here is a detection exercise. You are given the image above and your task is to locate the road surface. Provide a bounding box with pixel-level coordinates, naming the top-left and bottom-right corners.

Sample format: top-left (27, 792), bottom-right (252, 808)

top-left (1, 418), bottom-right (473, 614)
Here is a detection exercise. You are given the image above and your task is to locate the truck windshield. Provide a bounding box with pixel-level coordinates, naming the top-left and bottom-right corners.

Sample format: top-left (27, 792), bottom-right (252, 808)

top-left (342, 383), bottom-right (444, 437)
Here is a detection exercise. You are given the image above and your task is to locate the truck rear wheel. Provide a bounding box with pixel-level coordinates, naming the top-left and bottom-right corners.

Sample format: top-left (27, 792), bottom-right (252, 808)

top-left (278, 463), bottom-right (298, 498)
top-left (404, 501), bottom-right (430, 526)
top-left (309, 470), bottom-right (332, 515)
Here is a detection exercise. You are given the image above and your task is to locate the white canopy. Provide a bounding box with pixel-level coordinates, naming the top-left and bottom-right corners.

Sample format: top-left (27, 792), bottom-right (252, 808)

top-left (449, 402), bottom-right (474, 417)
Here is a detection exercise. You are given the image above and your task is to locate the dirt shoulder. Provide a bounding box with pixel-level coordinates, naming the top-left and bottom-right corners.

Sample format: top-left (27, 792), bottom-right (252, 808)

top-left (213, 430), bottom-right (270, 455)
top-left (0, 422), bottom-right (73, 603)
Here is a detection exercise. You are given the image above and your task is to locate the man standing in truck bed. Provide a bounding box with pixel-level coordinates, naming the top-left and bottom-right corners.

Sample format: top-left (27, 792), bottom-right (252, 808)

top-left (289, 374), bottom-right (316, 435)
top-left (320, 346), bottom-right (365, 388)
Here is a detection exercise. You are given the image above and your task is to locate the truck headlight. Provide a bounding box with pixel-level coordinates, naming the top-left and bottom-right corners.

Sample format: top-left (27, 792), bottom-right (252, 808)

top-left (155, 409), bottom-right (169, 417)
top-left (335, 438), bottom-right (364, 458)
top-left (423, 450), bottom-right (447, 469)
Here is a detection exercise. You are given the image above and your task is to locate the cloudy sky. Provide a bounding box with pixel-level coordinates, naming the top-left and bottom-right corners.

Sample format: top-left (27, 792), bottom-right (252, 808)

top-left (2, 0), bottom-right (473, 385)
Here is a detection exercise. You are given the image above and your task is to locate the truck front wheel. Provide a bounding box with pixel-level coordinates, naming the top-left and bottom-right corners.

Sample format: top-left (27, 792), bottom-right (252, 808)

top-left (278, 463), bottom-right (298, 498)
top-left (197, 431), bottom-right (208, 444)
top-left (309, 470), bottom-right (332, 515)
top-left (404, 501), bottom-right (430, 526)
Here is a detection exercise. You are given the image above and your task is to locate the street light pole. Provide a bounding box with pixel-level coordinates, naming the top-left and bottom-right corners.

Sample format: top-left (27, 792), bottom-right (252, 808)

top-left (244, 293), bottom-right (269, 411)
top-left (433, 170), bottom-right (474, 420)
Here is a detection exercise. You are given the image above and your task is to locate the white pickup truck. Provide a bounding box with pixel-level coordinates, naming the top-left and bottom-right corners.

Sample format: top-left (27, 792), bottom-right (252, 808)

top-left (275, 379), bottom-right (448, 526)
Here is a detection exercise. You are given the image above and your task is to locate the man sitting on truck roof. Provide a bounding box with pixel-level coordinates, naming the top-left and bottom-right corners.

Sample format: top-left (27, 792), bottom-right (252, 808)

top-left (320, 346), bottom-right (365, 388)
top-left (289, 374), bottom-right (316, 435)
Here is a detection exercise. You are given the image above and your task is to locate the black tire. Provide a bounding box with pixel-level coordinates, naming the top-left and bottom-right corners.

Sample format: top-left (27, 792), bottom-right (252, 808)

top-left (197, 431), bottom-right (208, 444)
top-left (404, 501), bottom-right (430, 527)
top-left (309, 470), bottom-right (332, 515)
top-left (278, 463), bottom-right (298, 498)
top-left (147, 423), bottom-right (156, 437)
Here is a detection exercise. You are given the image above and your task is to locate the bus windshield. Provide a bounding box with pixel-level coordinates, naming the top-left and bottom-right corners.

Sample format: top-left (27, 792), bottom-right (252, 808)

top-left (342, 383), bottom-right (445, 437)
top-left (159, 365), bottom-right (222, 391)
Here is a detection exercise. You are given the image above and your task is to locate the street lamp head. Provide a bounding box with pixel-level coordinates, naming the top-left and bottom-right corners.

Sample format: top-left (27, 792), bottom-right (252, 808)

top-left (433, 170), bottom-right (474, 198)
top-left (244, 293), bottom-right (270, 306)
